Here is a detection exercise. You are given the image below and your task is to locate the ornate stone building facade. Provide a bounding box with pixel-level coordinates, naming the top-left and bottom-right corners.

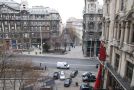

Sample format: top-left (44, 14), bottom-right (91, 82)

top-left (82, 0), bottom-right (102, 57)
top-left (0, 0), bottom-right (61, 51)
top-left (101, 0), bottom-right (134, 90)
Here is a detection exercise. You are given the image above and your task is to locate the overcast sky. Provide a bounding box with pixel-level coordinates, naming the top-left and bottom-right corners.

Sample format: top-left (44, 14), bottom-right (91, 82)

top-left (15, 0), bottom-right (103, 24)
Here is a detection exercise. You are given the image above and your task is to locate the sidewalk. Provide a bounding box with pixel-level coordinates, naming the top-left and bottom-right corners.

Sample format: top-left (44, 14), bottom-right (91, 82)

top-left (22, 46), bottom-right (89, 59)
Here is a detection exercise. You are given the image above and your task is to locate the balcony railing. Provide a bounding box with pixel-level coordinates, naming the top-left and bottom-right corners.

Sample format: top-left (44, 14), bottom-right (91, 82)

top-left (122, 43), bottom-right (134, 54)
top-left (105, 62), bottom-right (132, 90)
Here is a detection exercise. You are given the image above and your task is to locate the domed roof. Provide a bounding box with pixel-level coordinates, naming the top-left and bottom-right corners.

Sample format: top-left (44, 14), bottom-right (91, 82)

top-left (0, 0), bottom-right (20, 10)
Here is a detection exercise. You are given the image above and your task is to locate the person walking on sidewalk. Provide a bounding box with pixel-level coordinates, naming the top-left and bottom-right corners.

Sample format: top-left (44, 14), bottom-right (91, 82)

top-left (45, 65), bottom-right (47, 70)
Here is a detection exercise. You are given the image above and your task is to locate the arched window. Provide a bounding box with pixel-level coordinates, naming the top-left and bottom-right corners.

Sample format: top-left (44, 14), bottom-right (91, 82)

top-left (98, 23), bottom-right (102, 30)
top-left (88, 22), bottom-right (94, 29)
top-left (132, 24), bottom-right (134, 43)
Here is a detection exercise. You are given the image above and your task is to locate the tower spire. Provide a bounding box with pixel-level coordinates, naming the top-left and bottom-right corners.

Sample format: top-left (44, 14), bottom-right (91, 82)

top-left (20, 0), bottom-right (28, 11)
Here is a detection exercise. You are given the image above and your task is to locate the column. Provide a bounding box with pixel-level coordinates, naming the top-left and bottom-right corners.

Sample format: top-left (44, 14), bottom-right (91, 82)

top-left (120, 21), bottom-right (125, 46)
top-left (130, 68), bottom-right (134, 87)
top-left (124, 21), bottom-right (130, 43)
top-left (117, 23), bottom-right (121, 41)
top-left (94, 40), bottom-right (96, 57)
top-left (114, 22), bottom-right (118, 40)
top-left (2, 22), bottom-right (4, 32)
top-left (15, 23), bottom-right (17, 32)
top-left (90, 40), bottom-right (92, 57)
top-left (128, 23), bottom-right (133, 43)
top-left (8, 22), bottom-right (11, 32)
top-left (103, 22), bottom-right (106, 40)
top-left (107, 21), bottom-right (110, 41)
top-left (106, 23), bottom-right (108, 41)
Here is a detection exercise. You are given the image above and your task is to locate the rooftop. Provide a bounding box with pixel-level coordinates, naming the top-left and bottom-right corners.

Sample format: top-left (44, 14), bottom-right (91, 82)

top-left (0, 0), bottom-right (20, 10)
top-left (29, 6), bottom-right (58, 14)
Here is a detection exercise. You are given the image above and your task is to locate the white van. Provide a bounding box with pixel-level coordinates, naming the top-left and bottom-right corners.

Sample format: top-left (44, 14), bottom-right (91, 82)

top-left (57, 62), bottom-right (70, 69)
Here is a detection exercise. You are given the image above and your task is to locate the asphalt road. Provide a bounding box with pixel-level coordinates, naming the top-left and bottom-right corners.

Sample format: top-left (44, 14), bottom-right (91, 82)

top-left (12, 55), bottom-right (99, 72)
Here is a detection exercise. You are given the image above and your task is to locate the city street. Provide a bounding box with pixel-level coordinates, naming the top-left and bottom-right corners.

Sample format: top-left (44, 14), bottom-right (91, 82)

top-left (12, 56), bottom-right (98, 90)
top-left (12, 46), bottom-right (99, 90)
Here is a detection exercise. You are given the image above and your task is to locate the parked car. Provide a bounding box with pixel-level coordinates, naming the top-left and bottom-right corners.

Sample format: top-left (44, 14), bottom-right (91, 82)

top-left (53, 72), bottom-right (59, 80)
top-left (70, 70), bottom-right (78, 78)
top-left (59, 71), bottom-right (65, 80)
top-left (64, 78), bottom-right (72, 87)
top-left (80, 83), bottom-right (93, 90)
top-left (82, 72), bottom-right (96, 82)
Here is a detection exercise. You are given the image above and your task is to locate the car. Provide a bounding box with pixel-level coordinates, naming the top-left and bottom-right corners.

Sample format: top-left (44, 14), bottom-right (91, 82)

top-left (70, 70), bottom-right (78, 78)
top-left (80, 83), bottom-right (93, 90)
top-left (59, 71), bottom-right (65, 80)
top-left (82, 72), bottom-right (92, 77)
top-left (53, 72), bottom-right (59, 80)
top-left (64, 78), bottom-right (72, 87)
top-left (82, 72), bottom-right (96, 82)
top-left (57, 62), bottom-right (70, 69)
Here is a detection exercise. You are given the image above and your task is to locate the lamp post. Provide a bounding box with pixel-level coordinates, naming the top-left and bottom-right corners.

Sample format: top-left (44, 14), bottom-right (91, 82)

top-left (40, 26), bottom-right (43, 54)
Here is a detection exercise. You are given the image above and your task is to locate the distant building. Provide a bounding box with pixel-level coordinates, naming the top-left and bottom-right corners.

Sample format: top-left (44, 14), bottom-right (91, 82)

top-left (66, 17), bottom-right (83, 45)
top-left (100, 0), bottom-right (134, 90)
top-left (82, 0), bottom-right (102, 57)
top-left (0, 0), bottom-right (61, 51)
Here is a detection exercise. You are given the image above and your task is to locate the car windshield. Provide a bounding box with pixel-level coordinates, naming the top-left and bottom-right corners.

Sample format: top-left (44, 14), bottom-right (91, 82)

top-left (82, 72), bottom-right (91, 76)
top-left (64, 79), bottom-right (69, 83)
top-left (54, 73), bottom-right (58, 75)
top-left (60, 71), bottom-right (64, 74)
top-left (60, 74), bottom-right (65, 77)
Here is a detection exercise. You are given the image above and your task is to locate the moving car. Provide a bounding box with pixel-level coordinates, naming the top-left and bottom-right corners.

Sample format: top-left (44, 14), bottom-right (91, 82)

top-left (70, 70), bottom-right (78, 78)
top-left (53, 72), bottom-right (59, 80)
top-left (82, 72), bottom-right (96, 82)
top-left (64, 78), bottom-right (72, 87)
top-left (57, 62), bottom-right (70, 69)
top-left (59, 71), bottom-right (65, 80)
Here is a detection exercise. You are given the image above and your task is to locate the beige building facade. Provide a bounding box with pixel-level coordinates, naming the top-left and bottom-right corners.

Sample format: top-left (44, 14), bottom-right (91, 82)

top-left (101, 0), bottom-right (134, 90)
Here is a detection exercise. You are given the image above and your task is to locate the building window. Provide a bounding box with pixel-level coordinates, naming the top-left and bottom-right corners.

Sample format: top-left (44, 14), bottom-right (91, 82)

top-left (114, 54), bottom-right (120, 71)
top-left (47, 27), bottom-right (49, 30)
top-left (125, 61), bottom-right (133, 82)
top-left (83, 23), bottom-right (86, 29)
top-left (0, 28), bottom-right (2, 32)
top-left (120, 0), bottom-right (124, 11)
top-left (4, 21), bottom-right (7, 25)
top-left (118, 24), bottom-right (121, 40)
top-left (24, 22), bottom-right (27, 25)
top-left (132, 24), bottom-right (134, 43)
top-left (98, 23), bottom-right (102, 30)
top-left (88, 22), bottom-right (94, 29)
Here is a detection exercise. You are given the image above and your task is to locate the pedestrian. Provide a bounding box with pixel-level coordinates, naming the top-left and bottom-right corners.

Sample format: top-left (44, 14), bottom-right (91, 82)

top-left (96, 64), bottom-right (99, 68)
top-left (45, 65), bottom-right (47, 70)
top-left (75, 82), bottom-right (78, 86)
top-left (40, 63), bottom-right (42, 67)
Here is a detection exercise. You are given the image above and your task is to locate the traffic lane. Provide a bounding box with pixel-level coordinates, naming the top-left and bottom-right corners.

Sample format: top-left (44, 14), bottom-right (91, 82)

top-left (14, 55), bottom-right (99, 65)
top-left (31, 61), bottom-right (98, 72)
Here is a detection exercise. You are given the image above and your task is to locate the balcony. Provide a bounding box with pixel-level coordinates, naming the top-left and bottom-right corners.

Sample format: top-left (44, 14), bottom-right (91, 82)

top-left (112, 39), bottom-right (121, 48)
top-left (105, 62), bottom-right (132, 90)
top-left (122, 43), bottom-right (134, 54)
